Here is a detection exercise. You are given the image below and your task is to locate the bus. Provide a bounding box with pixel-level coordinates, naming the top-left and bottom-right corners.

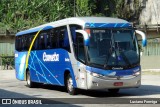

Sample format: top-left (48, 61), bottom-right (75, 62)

top-left (15, 17), bottom-right (147, 95)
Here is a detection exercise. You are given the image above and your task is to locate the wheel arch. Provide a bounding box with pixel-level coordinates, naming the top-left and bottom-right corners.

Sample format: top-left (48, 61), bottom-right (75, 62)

top-left (64, 68), bottom-right (77, 87)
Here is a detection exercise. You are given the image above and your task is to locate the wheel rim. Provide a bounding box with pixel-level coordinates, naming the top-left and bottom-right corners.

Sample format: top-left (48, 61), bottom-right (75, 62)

top-left (67, 76), bottom-right (73, 92)
top-left (27, 72), bottom-right (30, 85)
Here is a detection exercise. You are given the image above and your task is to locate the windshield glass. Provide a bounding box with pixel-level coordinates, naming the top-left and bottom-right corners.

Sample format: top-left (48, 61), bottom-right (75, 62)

top-left (87, 29), bottom-right (139, 69)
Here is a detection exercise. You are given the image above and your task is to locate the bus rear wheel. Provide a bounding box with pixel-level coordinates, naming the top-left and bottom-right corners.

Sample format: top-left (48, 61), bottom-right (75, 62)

top-left (108, 89), bottom-right (120, 93)
top-left (26, 71), bottom-right (36, 88)
top-left (66, 74), bottom-right (77, 95)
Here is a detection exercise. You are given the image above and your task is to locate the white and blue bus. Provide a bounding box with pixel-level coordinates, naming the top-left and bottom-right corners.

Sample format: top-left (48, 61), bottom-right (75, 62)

top-left (15, 17), bottom-right (147, 95)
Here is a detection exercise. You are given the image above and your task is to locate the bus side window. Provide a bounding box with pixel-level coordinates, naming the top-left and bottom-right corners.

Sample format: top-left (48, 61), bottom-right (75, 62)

top-left (57, 26), bottom-right (70, 52)
top-left (58, 28), bottom-right (65, 48)
top-left (32, 34), bottom-right (36, 50)
top-left (38, 34), bottom-right (45, 50)
top-left (23, 35), bottom-right (27, 51)
top-left (18, 36), bottom-right (22, 51)
top-left (16, 36), bottom-right (21, 51)
top-left (76, 33), bottom-right (86, 63)
top-left (63, 29), bottom-right (70, 52)
top-left (50, 29), bottom-right (58, 49)
top-left (26, 35), bottom-right (32, 50)
top-left (45, 33), bottom-right (51, 49)
top-left (69, 25), bottom-right (82, 44)
top-left (69, 25), bottom-right (82, 56)
top-left (34, 37), bottom-right (38, 50)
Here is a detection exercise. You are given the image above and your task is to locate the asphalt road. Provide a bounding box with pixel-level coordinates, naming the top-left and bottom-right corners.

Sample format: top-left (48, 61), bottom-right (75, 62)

top-left (0, 70), bottom-right (160, 107)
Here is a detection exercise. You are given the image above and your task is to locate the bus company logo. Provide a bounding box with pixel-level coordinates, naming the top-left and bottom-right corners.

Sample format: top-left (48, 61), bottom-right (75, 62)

top-left (43, 52), bottom-right (59, 62)
top-left (112, 67), bottom-right (123, 70)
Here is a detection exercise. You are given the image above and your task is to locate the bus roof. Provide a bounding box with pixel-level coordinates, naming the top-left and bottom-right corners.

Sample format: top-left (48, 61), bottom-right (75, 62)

top-left (16, 17), bottom-right (131, 36)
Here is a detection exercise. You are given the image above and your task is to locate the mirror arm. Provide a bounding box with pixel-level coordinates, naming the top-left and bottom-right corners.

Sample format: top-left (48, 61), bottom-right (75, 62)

top-left (75, 30), bottom-right (90, 46)
top-left (135, 30), bottom-right (147, 47)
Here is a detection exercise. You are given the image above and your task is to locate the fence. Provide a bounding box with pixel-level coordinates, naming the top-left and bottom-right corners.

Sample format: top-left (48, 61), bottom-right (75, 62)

top-left (0, 56), bottom-right (14, 70)
top-left (0, 43), bottom-right (15, 56)
top-left (141, 38), bottom-right (160, 56)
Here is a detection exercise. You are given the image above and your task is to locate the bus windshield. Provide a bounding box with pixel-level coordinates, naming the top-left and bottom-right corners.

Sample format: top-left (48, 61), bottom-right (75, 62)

top-left (87, 29), bottom-right (139, 69)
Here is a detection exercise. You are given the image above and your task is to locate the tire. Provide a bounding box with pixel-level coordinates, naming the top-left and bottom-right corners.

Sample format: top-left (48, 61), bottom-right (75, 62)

top-left (108, 89), bottom-right (120, 93)
top-left (66, 74), bottom-right (77, 95)
top-left (26, 71), bottom-right (36, 88)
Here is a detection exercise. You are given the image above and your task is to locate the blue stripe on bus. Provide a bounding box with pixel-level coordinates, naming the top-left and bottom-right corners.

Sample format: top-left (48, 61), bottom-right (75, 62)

top-left (86, 66), bottom-right (140, 76)
top-left (85, 23), bottom-right (131, 28)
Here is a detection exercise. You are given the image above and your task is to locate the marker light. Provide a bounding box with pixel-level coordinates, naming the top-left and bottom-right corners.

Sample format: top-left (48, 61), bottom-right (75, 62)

top-left (90, 72), bottom-right (103, 78)
top-left (133, 71), bottom-right (140, 76)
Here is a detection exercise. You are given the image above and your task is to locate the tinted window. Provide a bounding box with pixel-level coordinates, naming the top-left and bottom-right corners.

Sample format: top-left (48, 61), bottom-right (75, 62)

top-left (58, 27), bottom-right (70, 52)
top-left (77, 33), bottom-right (85, 63)
top-left (15, 26), bottom-right (71, 52)
top-left (15, 36), bottom-right (21, 51)
top-left (69, 25), bottom-right (82, 44)
top-left (50, 29), bottom-right (58, 49)
top-left (49, 26), bottom-right (70, 52)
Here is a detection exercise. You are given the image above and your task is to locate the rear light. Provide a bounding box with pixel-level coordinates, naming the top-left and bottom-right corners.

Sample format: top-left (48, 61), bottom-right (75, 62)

top-left (114, 82), bottom-right (123, 86)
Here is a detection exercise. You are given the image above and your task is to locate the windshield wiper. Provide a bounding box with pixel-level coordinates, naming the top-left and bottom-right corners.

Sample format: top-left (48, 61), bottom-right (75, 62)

top-left (104, 52), bottom-right (110, 69)
top-left (104, 46), bottom-right (113, 69)
top-left (104, 39), bottom-right (113, 69)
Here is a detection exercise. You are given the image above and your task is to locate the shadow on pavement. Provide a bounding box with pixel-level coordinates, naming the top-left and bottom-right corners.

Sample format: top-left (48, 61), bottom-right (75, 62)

top-left (78, 85), bottom-right (160, 97)
top-left (35, 84), bottom-right (160, 98)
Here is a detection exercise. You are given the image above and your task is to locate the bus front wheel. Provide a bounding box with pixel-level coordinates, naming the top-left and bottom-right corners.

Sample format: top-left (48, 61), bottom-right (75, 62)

top-left (66, 74), bottom-right (77, 95)
top-left (26, 71), bottom-right (36, 88)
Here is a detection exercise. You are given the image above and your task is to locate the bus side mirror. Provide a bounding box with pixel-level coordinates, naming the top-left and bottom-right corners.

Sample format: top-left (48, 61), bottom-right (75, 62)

top-left (135, 30), bottom-right (147, 47)
top-left (75, 30), bottom-right (90, 46)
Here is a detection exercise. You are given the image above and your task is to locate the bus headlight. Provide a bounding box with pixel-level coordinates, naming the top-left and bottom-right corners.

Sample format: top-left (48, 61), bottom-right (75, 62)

top-left (90, 72), bottom-right (103, 78)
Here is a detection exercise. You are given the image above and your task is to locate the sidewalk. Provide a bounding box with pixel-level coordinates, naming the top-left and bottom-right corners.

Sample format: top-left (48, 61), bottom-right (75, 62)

top-left (0, 65), bottom-right (14, 70)
top-left (142, 69), bottom-right (160, 72)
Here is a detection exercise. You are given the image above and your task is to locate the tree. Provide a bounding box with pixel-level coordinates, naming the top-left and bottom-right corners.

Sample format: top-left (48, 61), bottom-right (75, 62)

top-left (0, 0), bottom-right (142, 31)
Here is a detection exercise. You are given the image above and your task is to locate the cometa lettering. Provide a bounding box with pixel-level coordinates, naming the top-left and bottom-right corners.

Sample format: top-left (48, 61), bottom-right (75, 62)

top-left (43, 52), bottom-right (59, 62)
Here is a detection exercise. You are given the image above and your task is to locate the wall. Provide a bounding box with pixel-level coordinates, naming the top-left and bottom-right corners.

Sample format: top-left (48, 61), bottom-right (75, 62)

top-left (0, 36), bottom-right (15, 56)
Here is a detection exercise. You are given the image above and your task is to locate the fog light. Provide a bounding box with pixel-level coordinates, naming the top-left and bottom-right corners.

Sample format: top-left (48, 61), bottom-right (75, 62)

top-left (92, 81), bottom-right (98, 86)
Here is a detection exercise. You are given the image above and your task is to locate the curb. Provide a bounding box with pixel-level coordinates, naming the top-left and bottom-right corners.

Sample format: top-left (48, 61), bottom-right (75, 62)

top-left (142, 69), bottom-right (160, 72)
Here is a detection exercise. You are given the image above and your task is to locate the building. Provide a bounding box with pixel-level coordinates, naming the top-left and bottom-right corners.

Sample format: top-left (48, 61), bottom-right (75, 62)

top-left (0, 29), bottom-right (15, 68)
top-left (0, 29), bottom-right (15, 56)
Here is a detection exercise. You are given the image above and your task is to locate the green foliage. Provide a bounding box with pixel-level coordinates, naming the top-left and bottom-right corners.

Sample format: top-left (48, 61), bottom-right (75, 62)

top-left (0, 0), bottom-right (141, 31)
top-left (0, 0), bottom-right (74, 30)
top-left (113, 0), bottom-right (141, 20)
top-left (76, 0), bottom-right (95, 16)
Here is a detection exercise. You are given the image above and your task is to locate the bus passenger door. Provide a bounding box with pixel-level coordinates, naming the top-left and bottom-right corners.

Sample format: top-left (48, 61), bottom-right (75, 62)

top-left (75, 33), bottom-right (88, 89)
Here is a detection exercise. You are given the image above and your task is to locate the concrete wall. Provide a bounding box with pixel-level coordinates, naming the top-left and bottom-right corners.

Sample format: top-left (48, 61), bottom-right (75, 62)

top-left (0, 36), bottom-right (15, 56)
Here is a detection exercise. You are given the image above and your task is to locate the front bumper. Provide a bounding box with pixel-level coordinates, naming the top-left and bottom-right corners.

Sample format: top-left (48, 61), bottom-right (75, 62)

top-left (87, 72), bottom-right (141, 90)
